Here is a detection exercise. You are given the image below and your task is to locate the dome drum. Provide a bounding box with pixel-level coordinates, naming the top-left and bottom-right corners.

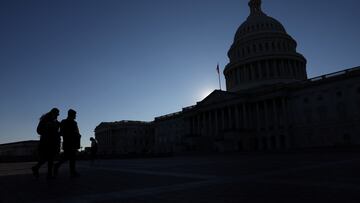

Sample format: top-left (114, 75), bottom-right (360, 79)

top-left (225, 57), bottom-right (307, 91)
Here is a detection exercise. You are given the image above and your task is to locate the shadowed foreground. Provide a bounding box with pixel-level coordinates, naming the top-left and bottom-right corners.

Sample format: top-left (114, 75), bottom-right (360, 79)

top-left (1, 151), bottom-right (360, 203)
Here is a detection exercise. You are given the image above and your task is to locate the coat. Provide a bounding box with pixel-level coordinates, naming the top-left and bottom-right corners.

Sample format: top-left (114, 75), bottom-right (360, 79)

top-left (60, 118), bottom-right (81, 150)
top-left (37, 119), bottom-right (60, 158)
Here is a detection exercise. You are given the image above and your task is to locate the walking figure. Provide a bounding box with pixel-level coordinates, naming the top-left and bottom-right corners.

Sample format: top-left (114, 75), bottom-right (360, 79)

top-left (54, 109), bottom-right (81, 178)
top-left (32, 108), bottom-right (60, 179)
top-left (89, 137), bottom-right (98, 164)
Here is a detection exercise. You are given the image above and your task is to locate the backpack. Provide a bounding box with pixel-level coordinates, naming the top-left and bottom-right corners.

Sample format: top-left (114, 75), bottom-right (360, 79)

top-left (36, 120), bottom-right (47, 136)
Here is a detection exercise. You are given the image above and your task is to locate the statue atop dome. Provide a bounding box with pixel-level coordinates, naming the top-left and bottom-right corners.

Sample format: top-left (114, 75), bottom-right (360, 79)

top-left (248, 0), bottom-right (264, 16)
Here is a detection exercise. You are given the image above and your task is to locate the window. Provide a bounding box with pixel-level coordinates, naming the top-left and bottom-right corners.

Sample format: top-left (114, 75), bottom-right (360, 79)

top-left (304, 108), bottom-right (313, 123)
top-left (317, 106), bottom-right (328, 121)
top-left (336, 91), bottom-right (343, 98)
top-left (269, 60), bottom-right (274, 77)
top-left (343, 134), bottom-right (351, 145)
top-left (254, 64), bottom-right (260, 79)
top-left (259, 44), bottom-right (263, 51)
top-left (337, 102), bottom-right (347, 119)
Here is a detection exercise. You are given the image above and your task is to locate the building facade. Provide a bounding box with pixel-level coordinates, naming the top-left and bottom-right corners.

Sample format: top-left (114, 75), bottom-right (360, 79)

top-left (0, 140), bottom-right (39, 161)
top-left (153, 112), bottom-right (188, 153)
top-left (179, 0), bottom-right (360, 152)
top-left (96, 0), bottom-right (360, 154)
top-left (95, 121), bottom-right (154, 155)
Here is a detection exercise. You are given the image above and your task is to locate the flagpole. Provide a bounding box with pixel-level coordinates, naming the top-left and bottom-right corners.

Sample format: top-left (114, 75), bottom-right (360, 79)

top-left (217, 63), bottom-right (222, 90)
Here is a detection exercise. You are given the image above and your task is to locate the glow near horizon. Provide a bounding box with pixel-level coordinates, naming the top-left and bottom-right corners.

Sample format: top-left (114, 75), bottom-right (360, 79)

top-left (0, 0), bottom-right (359, 147)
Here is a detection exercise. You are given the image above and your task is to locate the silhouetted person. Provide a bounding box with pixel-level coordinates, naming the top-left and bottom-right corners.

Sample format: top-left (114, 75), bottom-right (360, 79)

top-left (32, 108), bottom-right (61, 179)
top-left (89, 137), bottom-right (98, 164)
top-left (54, 109), bottom-right (81, 178)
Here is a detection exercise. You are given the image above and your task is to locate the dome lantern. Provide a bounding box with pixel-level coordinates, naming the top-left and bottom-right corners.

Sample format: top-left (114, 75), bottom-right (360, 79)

top-left (249, 0), bottom-right (265, 16)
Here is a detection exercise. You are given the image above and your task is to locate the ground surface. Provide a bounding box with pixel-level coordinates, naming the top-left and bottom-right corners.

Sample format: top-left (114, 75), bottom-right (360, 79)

top-left (1, 151), bottom-right (360, 203)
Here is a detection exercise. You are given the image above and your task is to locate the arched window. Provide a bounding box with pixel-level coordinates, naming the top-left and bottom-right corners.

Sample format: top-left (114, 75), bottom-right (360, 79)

top-left (247, 64), bottom-right (252, 80)
top-left (272, 42), bottom-right (276, 50)
top-left (254, 63), bottom-right (260, 79)
top-left (269, 60), bottom-right (274, 77)
top-left (261, 61), bottom-right (267, 78)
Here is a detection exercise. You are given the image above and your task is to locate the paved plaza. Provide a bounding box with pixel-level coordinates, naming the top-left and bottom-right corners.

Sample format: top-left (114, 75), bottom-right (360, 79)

top-left (1, 151), bottom-right (360, 202)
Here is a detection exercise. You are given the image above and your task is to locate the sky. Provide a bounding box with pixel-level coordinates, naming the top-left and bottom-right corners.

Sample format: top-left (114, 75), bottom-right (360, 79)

top-left (0, 0), bottom-right (359, 147)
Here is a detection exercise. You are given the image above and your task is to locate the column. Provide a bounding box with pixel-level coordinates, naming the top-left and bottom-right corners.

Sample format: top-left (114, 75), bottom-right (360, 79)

top-left (250, 63), bottom-right (256, 80)
top-left (235, 69), bottom-right (239, 85)
top-left (208, 111), bottom-right (212, 136)
top-left (273, 99), bottom-right (279, 130)
top-left (242, 103), bottom-right (247, 129)
top-left (240, 66), bottom-right (246, 82)
top-left (228, 106), bottom-right (233, 129)
top-left (201, 113), bottom-right (205, 136)
top-left (197, 114), bottom-right (201, 135)
top-left (247, 65), bottom-right (252, 81)
top-left (215, 109), bottom-right (219, 134)
top-left (256, 102), bottom-right (260, 131)
top-left (279, 59), bottom-right (284, 78)
top-left (235, 104), bottom-right (240, 129)
top-left (281, 97), bottom-right (290, 149)
top-left (264, 60), bottom-right (270, 79)
top-left (221, 108), bottom-right (225, 131)
top-left (264, 100), bottom-right (269, 131)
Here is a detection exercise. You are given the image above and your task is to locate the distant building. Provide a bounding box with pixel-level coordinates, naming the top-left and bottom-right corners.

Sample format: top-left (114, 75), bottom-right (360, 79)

top-left (95, 121), bottom-right (154, 155)
top-left (96, 0), bottom-right (360, 154)
top-left (0, 140), bottom-right (39, 159)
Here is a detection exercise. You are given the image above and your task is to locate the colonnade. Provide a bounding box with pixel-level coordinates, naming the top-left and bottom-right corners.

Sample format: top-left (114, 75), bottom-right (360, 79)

top-left (188, 97), bottom-right (289, 150)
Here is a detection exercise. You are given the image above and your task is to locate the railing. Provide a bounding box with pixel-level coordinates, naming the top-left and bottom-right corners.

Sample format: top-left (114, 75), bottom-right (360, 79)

top-left (307, 66), bottom-right (360, 83)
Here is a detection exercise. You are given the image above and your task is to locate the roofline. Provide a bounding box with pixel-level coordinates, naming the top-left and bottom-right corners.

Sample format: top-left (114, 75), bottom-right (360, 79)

top-left (0, 140), bottom-right (39, 147)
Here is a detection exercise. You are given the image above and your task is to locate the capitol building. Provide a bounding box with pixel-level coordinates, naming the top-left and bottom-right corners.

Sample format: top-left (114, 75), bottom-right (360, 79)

top-left (95, 0), bottom-right (360, 154)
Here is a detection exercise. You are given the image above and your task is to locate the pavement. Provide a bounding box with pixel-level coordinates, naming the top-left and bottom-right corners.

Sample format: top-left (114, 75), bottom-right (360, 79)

top-left (1, 151), bottom-right (360, 203)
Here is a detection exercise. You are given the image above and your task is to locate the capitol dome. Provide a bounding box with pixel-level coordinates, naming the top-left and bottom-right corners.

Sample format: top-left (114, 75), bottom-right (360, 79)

top-left (224, 0), bottom-right (307, 92)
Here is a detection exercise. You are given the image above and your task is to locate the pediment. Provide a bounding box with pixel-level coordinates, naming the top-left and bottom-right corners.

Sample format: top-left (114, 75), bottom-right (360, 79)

top-left (197, 90), bottom-right (240, 107)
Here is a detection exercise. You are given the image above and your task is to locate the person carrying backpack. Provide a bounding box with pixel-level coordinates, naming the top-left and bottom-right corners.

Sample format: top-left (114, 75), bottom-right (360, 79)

top-left (31, 108), bottom-right (61, 179)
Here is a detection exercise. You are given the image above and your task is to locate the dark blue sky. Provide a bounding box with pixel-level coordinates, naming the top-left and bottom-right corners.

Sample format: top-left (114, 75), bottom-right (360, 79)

top-left (0, 0), bottom-right (359, 147)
